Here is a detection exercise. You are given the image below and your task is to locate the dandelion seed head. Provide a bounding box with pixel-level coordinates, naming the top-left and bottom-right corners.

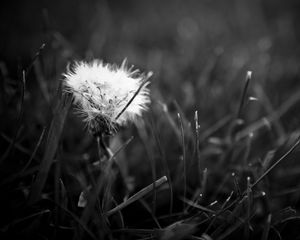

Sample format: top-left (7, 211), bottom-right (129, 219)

top-left (63, 59), bottom-right (151, 136)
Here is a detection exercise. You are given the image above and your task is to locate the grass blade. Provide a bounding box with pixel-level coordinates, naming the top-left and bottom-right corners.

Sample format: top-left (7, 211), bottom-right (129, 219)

top-left (199, 115), bottom-right (232, 142)
top-left (181, 198), bottom-right (216, 214)
top-left (20, 127), bottom-right (46, 174)
top-left (159, 102), bottom-right (181, 141)
top-left (81, 137), bottom-right (134, 223)
top-left (251, 136), bottom-right (300, 189)
top-left (0, 70), bottom-right (26, 163)
top-left (261, 214), bottom-right (272, 240)
top-left (25, 43), bottom-right (46, 76)
top-left (115, 72), bottom-right (152, 121)
top-left (136, 120), bottom-right (158, 216)
top-left (236, 90), bottom-right (300, 140)
top-left (150, 118), bottom-right (173, 215)
top-left (237, 71), bottom-right (252, 119)
top-left (139, 199), bottom-right (162, 228)
top-left (105, 176), bottom-right (167, 217)
top-left (194, 111), bottom-right (201, 185)
top-left (244, 177), bottom-right (252, 240)
top-left (28, 94), bottom-right (71, 204)
top-left (178, 113), bottom-right (187, 211)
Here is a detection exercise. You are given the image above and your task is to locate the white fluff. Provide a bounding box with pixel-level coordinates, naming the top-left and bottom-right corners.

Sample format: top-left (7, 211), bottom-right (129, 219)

top-left (63, 59), bottom-right (151, 135)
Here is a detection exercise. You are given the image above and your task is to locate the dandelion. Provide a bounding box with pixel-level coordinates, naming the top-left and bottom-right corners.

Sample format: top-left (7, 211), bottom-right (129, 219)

top-left (63, 59), bottom-right (151, 136)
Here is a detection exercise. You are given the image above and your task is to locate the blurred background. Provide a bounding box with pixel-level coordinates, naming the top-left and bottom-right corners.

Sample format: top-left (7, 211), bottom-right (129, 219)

top-left (1, 0), bottom-right (300, 113)
top-left (1, 0), bottom-right (300, 170)
top-left (1, 0), bottom-right (300, 237)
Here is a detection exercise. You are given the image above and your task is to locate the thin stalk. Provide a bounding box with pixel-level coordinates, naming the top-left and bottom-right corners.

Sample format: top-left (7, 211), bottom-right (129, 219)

top-left (139, 199), bottom-right (161, 228)
top-left (203, 191), bottom-right (234, 234)
top-left (0, 70), bottom-right (26, 163)
top-left (181, 198), bottom-right (216, 214)
top-left (244, 177), bottom-right (252, 240)
top-left (25, 43), bottom-right (46, 77)
top-left (178, 113), bottom-right (187, 211)
top-left (251, 136), bottom-right (300, 189)
top-left (20, 127), bottom-right (46, 174)
top-left (232, 172), bottom-right (242, 198)
top-left (136, 121), bottom-right (157, 216)
top-left (115, 73), bottom-right (151, 121)
top-left (28, 94), bottom-right (71, 204)
top-left (49, 199), bottom-right (97, 240)
top-left (104, 176), bottom-right (167, 217)
top-left (194, 111), bottom-right (201, 185)
top-left (96, 136), bottom-right (103, 161)
top-left (237, 71), bottom-right (252, 119)
top-left (236, 90), bottom-right (300, 140)
top-left (159, 102), bottom-right (181, 141)
top-left (150, 118), bottom-right (173, 215)
top-left (261, 214), bottom-right (272, 240)
top-left (81, 136), bottom-right (133, 224)
top-left (2, 43), bottom-right (46, 164)
top-left (199, 115), bottom-right (232, 142)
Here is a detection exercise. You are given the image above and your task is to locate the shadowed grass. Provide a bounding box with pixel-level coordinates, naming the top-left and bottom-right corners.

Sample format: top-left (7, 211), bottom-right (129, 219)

top-left (136, 120), bottom-right (158, 216)
top-left (20, 127), bottom-right (46, 174)
top-left (28, 93), bottom-right (71, 204)
top-left (250, 136), bottom-right (300, 189)
top-left (261, 214), bottom-right (272, 240)
top-left (0, 71), bottom-right (26, 164)
top-left (80, 136), bottom-right (134, 225)
top-left (178, 112), bottom-right (187, 211)
top-left (105, 176), bottom-right (167, 217)
top-left (2, 7), bottom-right (300, 238)
top-left (150, 118), bottom-right (173, 215)
top-left (237, 71), bottom-right (252, 119)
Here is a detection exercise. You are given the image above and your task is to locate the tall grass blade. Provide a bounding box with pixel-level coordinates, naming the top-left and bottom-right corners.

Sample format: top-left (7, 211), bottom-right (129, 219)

top-left (237, 71), bottom-right (252, 119)
top-left (194, 111), bottom-right (201, 184)
top-left (261, 214), bottom-right (272, 240)
top-left (105, 176), bottom-right (167, 217)
top-left (136, 120), bottom-right (158, 216)
top-left (236, 90), bottom-right (300, 140)
top-left (150, 118), bottom-right (173, 215)
top-left (28, 94), bottom-right (71, 204)
top-left (50, 199), bottom-right (97, 240)
top-left (254, 84), bottom-right (286, 142)
top-left (160, 102), bottom-right (181, 141)
top-left (178, 113), bottom-right (187, 211)
top-left (139, 199), bottom-right (162, 228)
top-left (0, 70), bottom-right (26, 163)
top-left (115, 73), bottom-right (151, 121)
top-left (20, 127), bottom-right (46, 174)
top-left (244, 177), bottom-right (252, 240)
top-left (199, 115), bottom-right (232, 142)
top-left (81, 137), bottom-right (134, 223)
top-left (25, 43), bottom-right (46, 76)
top-left (211, 196), bottom-right (247, 238)
top-left (251, 136), bottom-right (300, 189)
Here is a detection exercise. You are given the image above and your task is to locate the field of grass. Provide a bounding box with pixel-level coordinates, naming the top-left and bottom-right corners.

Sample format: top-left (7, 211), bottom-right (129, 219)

top-left (1, 1), bottom-right (300, 239)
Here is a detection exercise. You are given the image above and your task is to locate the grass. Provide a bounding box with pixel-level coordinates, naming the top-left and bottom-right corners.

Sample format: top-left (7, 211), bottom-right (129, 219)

top-left (2, 57), bottom-right (300, 240)
top-left (1, 1), bottom-right (300, 239)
